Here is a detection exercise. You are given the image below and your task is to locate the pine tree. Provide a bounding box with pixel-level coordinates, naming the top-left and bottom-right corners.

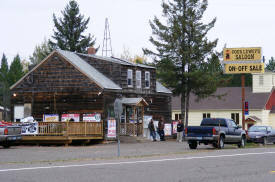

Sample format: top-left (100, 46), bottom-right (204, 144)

top-left (144, 0), bottom-right (220, 127)
top-left (266, 57), bottom-right (275, 71)
top-left (50, 0), bottom-right (97, 53)
top-left (0, 54), bottom-right (10, 120)
top-left (8, 54), bottom-right (24, 86)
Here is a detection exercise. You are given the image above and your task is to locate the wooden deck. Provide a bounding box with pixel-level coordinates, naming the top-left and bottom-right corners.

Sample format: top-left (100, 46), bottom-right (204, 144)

top-left (20, 121), bottom-right (104, 145)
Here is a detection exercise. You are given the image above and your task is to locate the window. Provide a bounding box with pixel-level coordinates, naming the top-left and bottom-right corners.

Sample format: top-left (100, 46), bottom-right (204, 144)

top-left (259, 75), bottom-right (264, 86)
top-left (145, 71), bottom-right (150, 88)
top-left (175, 114), bottom-right (183, 120)
top-left (127, 69), bottom-right (133, 87)
top-left (231, 113), bottom-right (240, 124)
top-left (136, 70), bottom-right (141, 88)
top-left (203, 113), bottom-right (211, 119)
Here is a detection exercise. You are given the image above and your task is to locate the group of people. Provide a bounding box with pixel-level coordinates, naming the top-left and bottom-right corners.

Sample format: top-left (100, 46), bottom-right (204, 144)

top-left (148, 119), bottom-right (184, 142)
top-left (148, 119), bottom-right (165, 141)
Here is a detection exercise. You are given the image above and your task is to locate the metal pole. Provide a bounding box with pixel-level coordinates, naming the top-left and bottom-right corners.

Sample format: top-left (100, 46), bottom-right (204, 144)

top-left (117, 115), bottom-right (120, 157)
top-left (241, 74), bottom-right (245, 130)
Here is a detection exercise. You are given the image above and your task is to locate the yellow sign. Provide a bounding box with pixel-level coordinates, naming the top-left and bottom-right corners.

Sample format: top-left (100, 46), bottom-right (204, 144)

top-left (224, 63), bottom-right (264, 74)
top-left (223, 47), bottom-right (261, 61)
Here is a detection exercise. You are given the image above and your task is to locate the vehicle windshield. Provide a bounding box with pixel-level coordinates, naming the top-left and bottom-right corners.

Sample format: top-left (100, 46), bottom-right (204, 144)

top-left (248, 126), bottom-right (267, 132)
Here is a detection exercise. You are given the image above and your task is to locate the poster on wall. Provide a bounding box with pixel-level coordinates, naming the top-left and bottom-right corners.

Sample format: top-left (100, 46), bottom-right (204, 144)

top-left (61, 114), bottom-right (80, 122)
top-left (172, 121), bottom-right (178, 134)
top-left (107, 119), bottom-right (116, 138)
top-left (43, 114), bottom-right (59, 122)
top-left (83, 113), bottom-right (101, 122)
top-left (19, 122), bottom-right (38, 135)
top-left (143, 115), bottom-right (152, 128)
top-left (164, 123), bottom-right (172, 136)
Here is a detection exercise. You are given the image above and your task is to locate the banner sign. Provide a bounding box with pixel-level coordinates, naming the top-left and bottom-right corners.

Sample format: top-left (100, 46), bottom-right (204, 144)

top-left (223, 47), bottom-right (261, 61)
top-left (19, 122), bottom-right (38, 135)
top-left (164, 123), bottom-right (172, 136)
top-left (83, 113), bottom-right (101, 122)
top-left (43, 114), bottom-right (59, 122)
top-left (107, 119), bottom-right (116, 138)
top-left (61, 114), bottom-right (80, 122)
top-left (224, 63), bottom-right (264, 74)
top-left (143, 115), bottom-right (152, 128)
top-left (172, 121), bottom-right (178, 134)
top-left (245, 101), bottom-right (249, 115)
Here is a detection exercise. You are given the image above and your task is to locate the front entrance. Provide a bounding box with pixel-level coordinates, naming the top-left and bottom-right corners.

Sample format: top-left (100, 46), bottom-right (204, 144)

top-left (119, 98), bottom-right (148, 136)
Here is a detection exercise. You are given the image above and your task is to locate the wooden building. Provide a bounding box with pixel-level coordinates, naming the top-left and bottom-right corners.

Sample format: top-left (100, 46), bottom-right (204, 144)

top-left (10, 49), bottom-right (171, 141)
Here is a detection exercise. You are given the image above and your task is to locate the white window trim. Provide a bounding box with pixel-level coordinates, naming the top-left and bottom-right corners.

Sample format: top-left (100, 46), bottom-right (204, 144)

top-left (136, 70), bottom-right (141, 88)
top-left (127, 69), bottom-right (133, 87)
top-left (145, 71), bottom-right (150, 89)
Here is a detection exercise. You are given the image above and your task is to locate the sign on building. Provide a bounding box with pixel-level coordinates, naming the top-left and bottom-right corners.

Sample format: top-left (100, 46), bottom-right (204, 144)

top-left (224, 63), bottom-right (264, 74)
top-left (107, 119), bottom-right (116, 138)
top-left (223, 47), bottom-right (262, 62)
top-left (245, 101), bottom-right (249, 115)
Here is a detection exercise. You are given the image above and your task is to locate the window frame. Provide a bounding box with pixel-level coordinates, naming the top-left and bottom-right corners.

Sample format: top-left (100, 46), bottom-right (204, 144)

top-left (136, 70), bottom-right (141, 88)
top-left (203, 113), bottom-right (211, 119)
top-left (145, 71), bottom-right (150, 89)
top-left (231, 113), bottom-right (240, 125)
top-left (127, 69), bottom-right (133, 87)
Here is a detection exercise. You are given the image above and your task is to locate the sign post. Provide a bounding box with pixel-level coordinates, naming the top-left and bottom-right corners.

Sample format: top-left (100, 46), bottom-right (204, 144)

top-left (223, 47), bottom-right (263, 130)
top-left (114, 98), bottom-right (123, 157)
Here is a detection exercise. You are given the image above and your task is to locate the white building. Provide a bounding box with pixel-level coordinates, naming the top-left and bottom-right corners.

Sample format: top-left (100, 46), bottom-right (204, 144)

top-left (172, 71), bottom-right (275, 129)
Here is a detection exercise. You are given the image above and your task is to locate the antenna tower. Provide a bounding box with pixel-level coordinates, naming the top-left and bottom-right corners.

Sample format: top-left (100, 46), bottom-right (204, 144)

top-left (102, 18), bottom-right (113, 57)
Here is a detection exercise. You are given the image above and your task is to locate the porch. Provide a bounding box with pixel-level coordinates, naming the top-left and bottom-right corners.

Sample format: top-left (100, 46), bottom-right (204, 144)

top-left (20, 121), bottom-right (103, 145)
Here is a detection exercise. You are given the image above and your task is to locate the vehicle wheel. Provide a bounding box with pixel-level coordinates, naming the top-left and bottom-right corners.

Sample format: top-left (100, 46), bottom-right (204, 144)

top-left (218, 136), bottom-right (224, 149)
top-left (189, 141), bottom-right (197, 149)
top-left (263, 137), bottom-right (268, 145)
top-left (2, 144), bottom-right (10, 149)
top-left (238, 136), bottom-right (246, 148)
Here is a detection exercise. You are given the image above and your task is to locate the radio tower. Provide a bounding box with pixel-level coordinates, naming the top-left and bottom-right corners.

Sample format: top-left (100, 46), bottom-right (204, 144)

top-left (102, 18), bottom-right (113, 57)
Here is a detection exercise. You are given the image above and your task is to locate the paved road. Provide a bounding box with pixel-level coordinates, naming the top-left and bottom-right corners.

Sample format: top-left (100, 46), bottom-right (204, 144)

top-left (1, 142), bottom-right (275, 182)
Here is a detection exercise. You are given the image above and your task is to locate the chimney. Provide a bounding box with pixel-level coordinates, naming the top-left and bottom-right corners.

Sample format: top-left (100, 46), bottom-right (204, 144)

top-left (87, 47), bottom-right (96, 55)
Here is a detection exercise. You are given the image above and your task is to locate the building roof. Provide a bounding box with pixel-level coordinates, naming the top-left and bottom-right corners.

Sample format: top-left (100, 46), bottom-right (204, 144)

top-left (77, 53), bottom-right (155, 69)
top-left (10, 50), bottom-right (122, 91)
top-left (121, 97), bottom-right (149, 106)
top-left (58, 50), bottom-right (121, 90)
top-left (172, 87), bottom-right (271, 111)
top-left (10, 50), bottom-right (171, 94)
top-left (156, 81), bottom-right (172, 94)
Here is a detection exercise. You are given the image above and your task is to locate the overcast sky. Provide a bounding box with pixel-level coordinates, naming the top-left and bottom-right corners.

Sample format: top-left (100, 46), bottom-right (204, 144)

top-left (1, 0), bottom-right (275, 64)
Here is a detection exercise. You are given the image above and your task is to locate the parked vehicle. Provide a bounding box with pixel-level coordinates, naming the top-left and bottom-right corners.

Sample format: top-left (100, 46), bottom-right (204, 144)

top-left (0, 121), bottom-right (22, 148)
top-left (247, 125), bottom-right (275, 144)
top-left (185, 118), bottom-right (246, 149)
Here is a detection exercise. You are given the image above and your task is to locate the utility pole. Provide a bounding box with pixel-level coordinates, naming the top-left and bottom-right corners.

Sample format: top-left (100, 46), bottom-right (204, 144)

top-left (241, 74), bottom-right (245, 130)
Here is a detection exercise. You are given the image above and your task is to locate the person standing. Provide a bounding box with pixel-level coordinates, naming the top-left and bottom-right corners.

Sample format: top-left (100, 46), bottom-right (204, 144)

top-left (177, 120), bottom-right (184, 142)
top-left (148, 119), bottom-right (156, 141)
top-left (158, 119), bottom-right (165, 141)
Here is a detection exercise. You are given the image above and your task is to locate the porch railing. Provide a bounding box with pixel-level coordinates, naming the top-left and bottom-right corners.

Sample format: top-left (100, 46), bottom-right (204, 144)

top-left (120, 123), bottom-right (143, 136)
top-left (26, 122), bottom-right (103, 136)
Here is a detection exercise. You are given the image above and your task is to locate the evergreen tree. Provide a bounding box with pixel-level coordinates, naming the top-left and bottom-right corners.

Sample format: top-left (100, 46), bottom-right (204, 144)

top-left (8, 54), bottom-right (24, 86)
top-left (30, 39), bottom-right (52, 65)
top-left (266, 57), bottom-right (275, 71)
top-left (0, 54), bottom-right (10, 120)
top-left (50, 0), bottom-right (97, 53)
top-left (144, 0), bottom-right (220, 127)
